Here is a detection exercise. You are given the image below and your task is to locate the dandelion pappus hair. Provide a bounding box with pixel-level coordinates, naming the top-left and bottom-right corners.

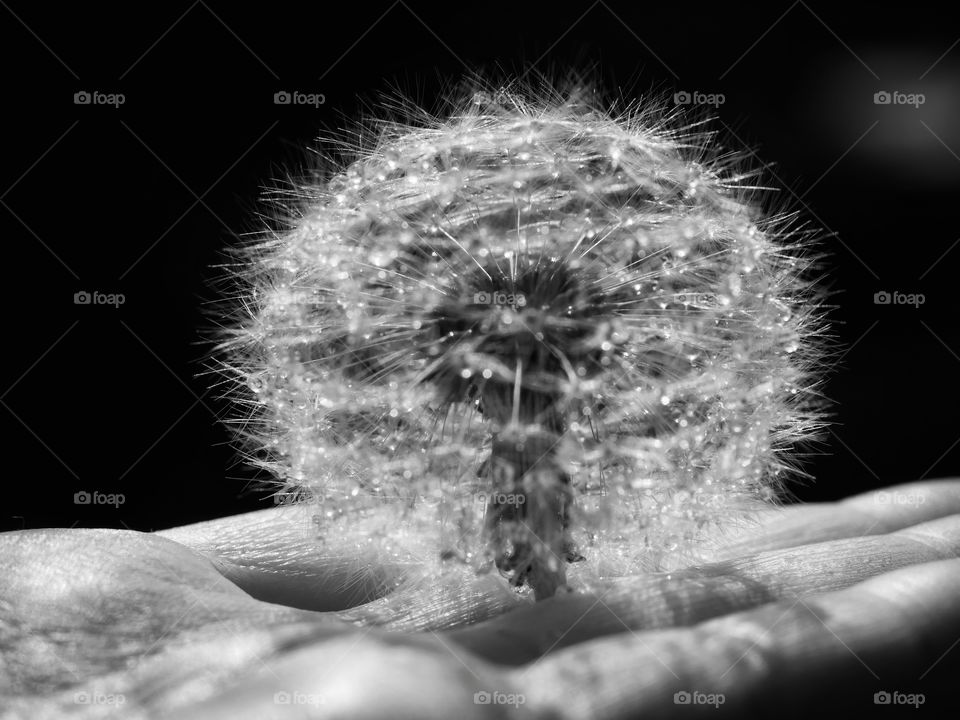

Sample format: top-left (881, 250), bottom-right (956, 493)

top-left (221, 80), bottom-right (827, 601)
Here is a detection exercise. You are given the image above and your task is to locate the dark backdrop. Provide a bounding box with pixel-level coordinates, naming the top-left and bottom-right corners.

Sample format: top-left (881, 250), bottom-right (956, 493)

top-left (1, 1), bottom-right (957, 531)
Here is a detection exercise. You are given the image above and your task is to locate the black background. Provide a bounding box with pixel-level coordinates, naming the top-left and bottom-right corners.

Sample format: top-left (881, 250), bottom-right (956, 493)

top-left (1, 1), bottom-right (958, 532)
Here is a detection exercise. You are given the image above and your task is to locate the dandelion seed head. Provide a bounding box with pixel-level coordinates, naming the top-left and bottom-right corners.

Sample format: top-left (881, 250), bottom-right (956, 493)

top-left (222, 82), bottom-right (826, 598)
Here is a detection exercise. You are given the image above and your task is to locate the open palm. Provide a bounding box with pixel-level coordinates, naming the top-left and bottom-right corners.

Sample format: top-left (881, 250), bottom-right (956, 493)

top-left (2, 479), bottom-right (959, 719)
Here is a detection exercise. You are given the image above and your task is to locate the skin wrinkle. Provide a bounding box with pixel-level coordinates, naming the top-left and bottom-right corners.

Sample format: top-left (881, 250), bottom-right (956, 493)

top-left (893, 519), bottom-right (960, 556)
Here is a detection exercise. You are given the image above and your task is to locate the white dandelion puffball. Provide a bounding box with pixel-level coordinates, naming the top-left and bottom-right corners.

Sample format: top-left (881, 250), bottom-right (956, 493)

top-left (224, 86), bottom-right (825, 601)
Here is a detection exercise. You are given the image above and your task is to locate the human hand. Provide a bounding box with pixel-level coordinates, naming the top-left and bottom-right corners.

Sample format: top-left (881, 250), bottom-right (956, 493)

top-left (3, 479), bottom-right (959, 718)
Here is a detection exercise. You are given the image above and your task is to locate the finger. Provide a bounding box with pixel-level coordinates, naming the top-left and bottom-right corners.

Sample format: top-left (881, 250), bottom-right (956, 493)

top-left (0, 524), bottom-right (518, 719)
top-left (136, 558), bottom-right (960, 719)
top-left (111, 487), bottom-right (960, 714)
top-left (519, 558), bottom-right (960, 718)
top-left (7, 484), bottom-right (958, 717)
top-left (153, 484), bottom-right (960, 656)
top-left (701, 477), bottom-right (960, 560)
top-left (446, 511), bottom-right (960, 663)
